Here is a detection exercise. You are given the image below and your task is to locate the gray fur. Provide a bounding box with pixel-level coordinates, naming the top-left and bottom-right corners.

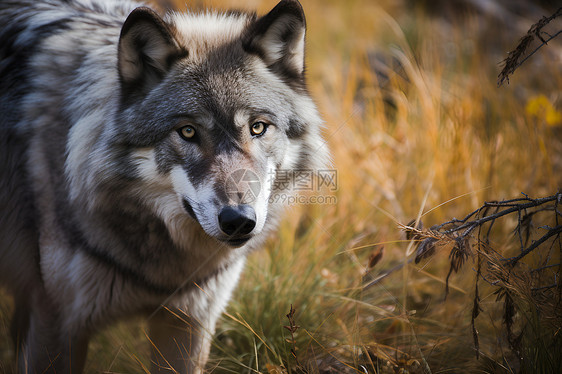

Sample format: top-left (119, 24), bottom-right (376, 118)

top-left (0, 0), bottom-right (328, 372)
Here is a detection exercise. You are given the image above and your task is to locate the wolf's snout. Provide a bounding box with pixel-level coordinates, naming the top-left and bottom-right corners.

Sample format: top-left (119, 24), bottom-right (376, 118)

top-left (218, 205), bottom-right (256, 236)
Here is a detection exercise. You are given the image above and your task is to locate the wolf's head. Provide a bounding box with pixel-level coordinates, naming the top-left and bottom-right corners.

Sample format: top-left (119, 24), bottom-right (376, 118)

top-left (105, 0), bottom-right (327, 248)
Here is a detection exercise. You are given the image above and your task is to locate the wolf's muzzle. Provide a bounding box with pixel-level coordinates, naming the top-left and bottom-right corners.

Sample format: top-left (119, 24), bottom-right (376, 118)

top-left (218, 205), bottom-right (256, 239)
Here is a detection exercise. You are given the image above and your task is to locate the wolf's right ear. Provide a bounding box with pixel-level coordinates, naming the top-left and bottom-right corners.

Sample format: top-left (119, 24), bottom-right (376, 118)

top-left (243, 0), bottom-right (306, 85)
top-left (118, 7), bottom-right (186, 102)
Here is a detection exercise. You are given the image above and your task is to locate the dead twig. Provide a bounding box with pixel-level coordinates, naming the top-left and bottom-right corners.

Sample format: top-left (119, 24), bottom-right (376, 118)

top-left (401, 192), bottom-right (562, 362)
top-left (284, 304), bottom-right (306, 373)
top-left (498, 7), bottom-right (562, 86)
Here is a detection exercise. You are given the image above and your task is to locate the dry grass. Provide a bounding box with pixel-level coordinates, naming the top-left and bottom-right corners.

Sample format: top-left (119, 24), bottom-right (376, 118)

top-left (203, 1), bottom-right (562, 373)
top-left (1, 0), bottom-right (561, 373)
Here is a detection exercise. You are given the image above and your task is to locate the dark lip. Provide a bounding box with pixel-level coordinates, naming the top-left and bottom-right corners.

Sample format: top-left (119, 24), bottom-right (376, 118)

top-left (222, 237), bottom-right (252, 247)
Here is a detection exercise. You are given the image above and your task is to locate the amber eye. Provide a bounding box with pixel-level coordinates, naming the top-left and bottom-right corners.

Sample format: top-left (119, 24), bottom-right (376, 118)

top-left (250, 121), bottom-right (267, 136)
top-left (178, 125), bottom-right (196, 140)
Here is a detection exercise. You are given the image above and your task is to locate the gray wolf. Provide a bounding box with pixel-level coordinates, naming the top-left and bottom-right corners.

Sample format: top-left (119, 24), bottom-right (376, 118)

top-left (0, 0), bottom-right (328, 372)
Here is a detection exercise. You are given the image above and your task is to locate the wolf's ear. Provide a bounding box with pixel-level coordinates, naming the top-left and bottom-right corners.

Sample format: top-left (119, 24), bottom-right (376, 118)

top-left (118, 7), bottom-right (186, 101)
top-left (243, 0), bottom-right (306, 82)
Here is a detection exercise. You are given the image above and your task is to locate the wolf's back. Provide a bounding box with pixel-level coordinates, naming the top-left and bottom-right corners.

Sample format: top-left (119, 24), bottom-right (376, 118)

top-left (0, 1), bottom-right (47, 291)
top-left (0, 0), bottom-right (131, 291)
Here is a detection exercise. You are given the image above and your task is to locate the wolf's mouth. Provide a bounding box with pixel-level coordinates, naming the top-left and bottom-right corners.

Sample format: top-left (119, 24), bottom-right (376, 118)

top-left (224, 237), bottom-right (251, 247)
top-left (182, 199), bottom-right (198, 222)
top-left (226, 236), bottom-right (251, 246)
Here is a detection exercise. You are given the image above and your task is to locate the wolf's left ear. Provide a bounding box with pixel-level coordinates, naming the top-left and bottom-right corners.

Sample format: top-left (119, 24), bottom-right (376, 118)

top-left (243, 0), bottom-right (306, 82)
top-left (118, 7), bottom-right (186, 102)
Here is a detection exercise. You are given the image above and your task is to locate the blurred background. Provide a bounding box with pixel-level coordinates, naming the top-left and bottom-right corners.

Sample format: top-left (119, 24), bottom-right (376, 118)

top-left (1, 0), bottom-right (561, 372)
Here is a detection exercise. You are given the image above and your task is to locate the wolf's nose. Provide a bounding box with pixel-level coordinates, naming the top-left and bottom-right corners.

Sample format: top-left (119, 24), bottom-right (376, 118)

top-left (218, 205), bottom-right (256, 236)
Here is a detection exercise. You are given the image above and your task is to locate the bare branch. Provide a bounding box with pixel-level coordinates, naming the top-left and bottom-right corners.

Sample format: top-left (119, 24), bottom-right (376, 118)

top-left (506, 225), bottom-right (562, 265)
top-left (401, 191), bottom-right (562, 360)
top-left (498, 7), bottom-right (562, 86)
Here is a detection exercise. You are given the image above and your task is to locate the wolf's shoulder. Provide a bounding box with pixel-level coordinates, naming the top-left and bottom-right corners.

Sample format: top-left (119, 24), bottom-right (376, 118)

top-left (0, 0), bottom-right (143, 17)
top-left (0, 0), bottom-right (141, 38)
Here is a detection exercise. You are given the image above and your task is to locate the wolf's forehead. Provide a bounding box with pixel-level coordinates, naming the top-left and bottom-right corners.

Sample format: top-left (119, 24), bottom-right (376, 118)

top-left (170, 11), bottom-right (252, 61)
top-left (177, 61), bottom-right (292, 121)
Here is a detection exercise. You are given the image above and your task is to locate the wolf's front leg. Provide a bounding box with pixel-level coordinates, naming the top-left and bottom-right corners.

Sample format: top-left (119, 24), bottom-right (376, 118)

top-left (148, 258), bottom-right (246, 374)
top-left (148, 307), bottom-right (213, 374)
top-left (20, 289), bottom-right (90, 374)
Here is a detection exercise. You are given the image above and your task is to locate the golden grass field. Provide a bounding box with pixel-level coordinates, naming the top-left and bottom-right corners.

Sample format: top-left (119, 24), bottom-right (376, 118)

top-left (1, 0), bottom-right (561, 373)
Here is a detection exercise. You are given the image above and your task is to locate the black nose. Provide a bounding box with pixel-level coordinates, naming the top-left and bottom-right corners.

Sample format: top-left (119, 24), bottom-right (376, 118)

top-left (218, 205), bottom-right (256, 236)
